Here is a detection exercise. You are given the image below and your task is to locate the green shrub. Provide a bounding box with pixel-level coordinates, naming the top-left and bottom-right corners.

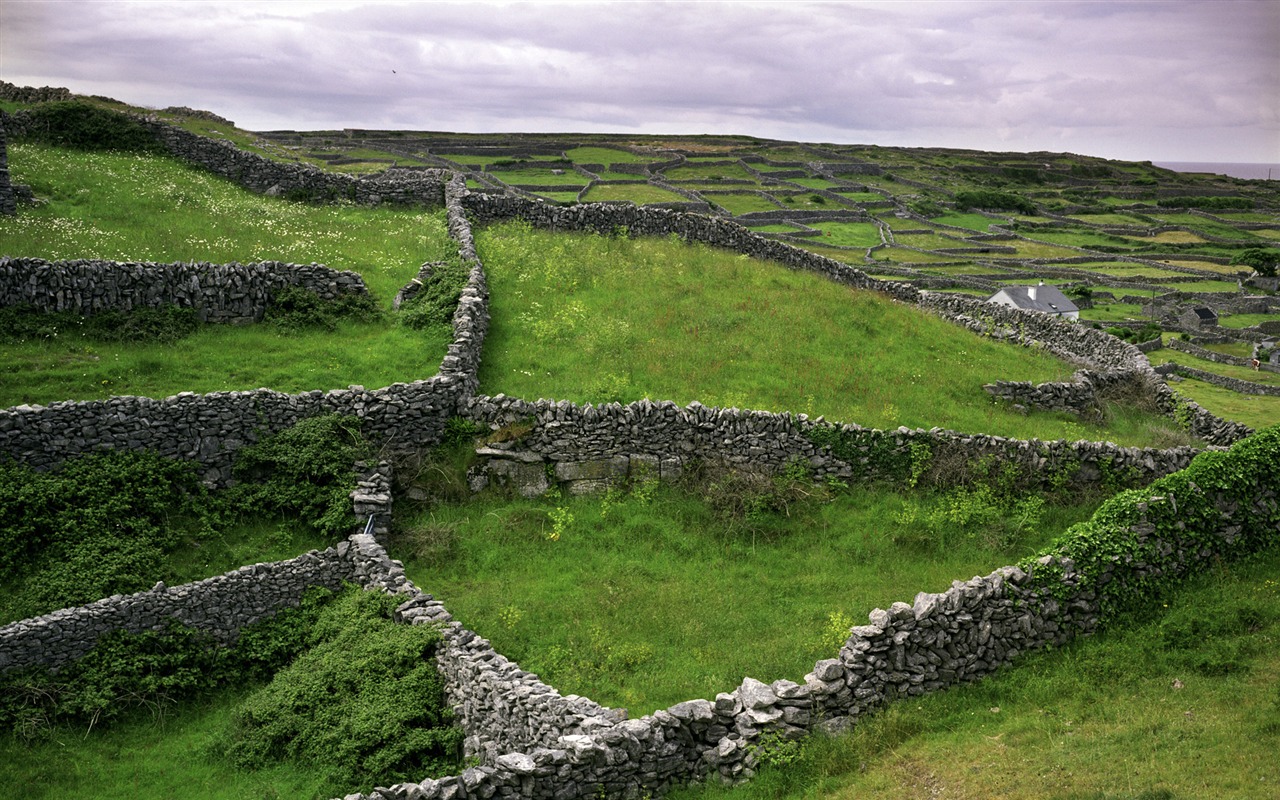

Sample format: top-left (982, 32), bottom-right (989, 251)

top-left (0, 586), bottom-right (334, 740)
top-left (0, 451), bottom-right (219, 621)
top-left (0, 304), bottom-right (198, 344)
top-left (229, 415), bottom-right (371, 538)
top-left (12, 101), bottom-right (161, 153)
top-left (263, 287), bottom-right (381, 332)
top-left (1024, 424), bottom-right (1280, 621)
top-left (954, 190), bottom-right (1036, 215)
top-left (1157, 196), bottom-right (1251, 211)
top-left (1230, 248), bottom-right (1279, 277)
top-left (218, 589), bottom-right (462, 795)
top-left (399, 259), bottom-right (469, 330)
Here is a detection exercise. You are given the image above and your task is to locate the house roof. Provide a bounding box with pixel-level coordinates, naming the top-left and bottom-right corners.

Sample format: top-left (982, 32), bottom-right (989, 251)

top-left (1192, 307), bottom-right (1218, 320)
top-left (986, 283), bottom-right (1079, 316)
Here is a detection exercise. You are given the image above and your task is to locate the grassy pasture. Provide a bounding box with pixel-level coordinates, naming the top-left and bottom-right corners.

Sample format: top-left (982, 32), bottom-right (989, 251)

top-left (475, 220), bottom-right (1189, 446)
top-left (398, 482), bottom-right (1104, 715)
top-left (663, 163), bottom-right (759, 182)
top-left (528, 191), bottom-right (584, 205)
top-left (0, 144), bottom-right (458, 406)
top-left (702, 192), bottom-right (783, 215)
top-left (1118, 230), bottom-right (1210, 244)
top-left (0, 320), bottom-right (451, 408)
top-left (870, 247), bottom-right (973, 264)
top-left (1156, 279), bottom-right (1245, 293)
top-left (565, 146), bottom-right (653, 164)
top-left (671, 546), bottom-right (1280, 800)
top-left (806, 222), bottom-right (882, 248)
top-left (1156, 259), bottom-right (1245, 275)
top-left (1217, 312), bottom-right (1280, 329)
top-left (1, 144), bottom-right (453, 300)
top-left (932, 213), bottom-right (999, 232)
top-left (1155, 348), bottom-right (1280, 387)
top-left (581, 183), bottom-right (691, 205)
top-left (1167, 378), bottom-right (1280, 429)
top-left (487, 167), bottom-right (586, 186)
top-left (832, 190), bottom-right (891, 203)
top-left (1021, 229), bottom-right (1136, 249)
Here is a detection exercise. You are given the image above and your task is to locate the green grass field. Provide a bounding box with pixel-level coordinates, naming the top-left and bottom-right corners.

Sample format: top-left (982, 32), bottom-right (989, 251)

top-left (671, 545), bottom-right (1280, 800)
top-left (932, 213), bottom-right (999, 232)
top-left (581, 183), bottom-right (691, 205)
top-left (397, 480), bottom-right (1104, 715)
top-left (664, 163), bottom-right (760, 183)
top-left (0, 144), bottom-right (457, 407)
top-left (1168, 377), bottom-right (1279, 429)
top-left (807, 222), bottom-right (882, 248)
top-left (1156, 348), bottom-right (1280, 387)
top-left (1217, 312), bottom-right (1280, 329)
top-left (474, 220), bottom-right (1190, 446)
top-left (702, 192), bottom-right (783, 215)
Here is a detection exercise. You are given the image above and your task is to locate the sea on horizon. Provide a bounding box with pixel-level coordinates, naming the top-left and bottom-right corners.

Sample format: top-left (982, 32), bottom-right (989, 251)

top-left (1154, 162), bottom-right (1280, 181)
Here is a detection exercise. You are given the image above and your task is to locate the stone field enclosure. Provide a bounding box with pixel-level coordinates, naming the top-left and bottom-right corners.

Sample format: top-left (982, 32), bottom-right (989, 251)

top-left (1, 86), bottom-right (1279, 800)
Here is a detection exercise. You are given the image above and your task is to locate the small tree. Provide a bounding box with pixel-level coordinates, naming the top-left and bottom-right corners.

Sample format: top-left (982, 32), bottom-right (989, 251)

top-left (1229, 248), bottom-right (1279, 277)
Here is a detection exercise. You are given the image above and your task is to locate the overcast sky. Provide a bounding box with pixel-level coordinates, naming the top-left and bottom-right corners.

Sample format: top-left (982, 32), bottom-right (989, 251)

top-left (3, 0), bottom-right (1277, 163)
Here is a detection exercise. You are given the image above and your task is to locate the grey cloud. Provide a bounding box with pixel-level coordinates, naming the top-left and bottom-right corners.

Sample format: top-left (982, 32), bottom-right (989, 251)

top-left (2, 0), bottom-right (1275, 161)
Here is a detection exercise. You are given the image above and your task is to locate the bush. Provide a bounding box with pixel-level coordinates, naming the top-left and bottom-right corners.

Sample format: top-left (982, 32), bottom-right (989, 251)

top-left (229, 415), bottom-right (371, 538)
top-left (953, 190), bottom-right (1036, 215)
top-left (1230, 248), bottom-right (1279, 277)
top-left (0, 304), bottom-right (198, 344)
top-left (12, 101), bottom-right (161, 153)
top-left (263, 287), bottom-right (380, 332)
top-left (0, 451), bottom-right (219, 622)
top-left (1023, 424), bottom-right (1280, 621)
top-left (399, 259), bottom-right (469, 330)
top-left (218, 589), bottom-right (462, 794)
top-left (1156, 196), bottom-right (1251, 211)
top-left (0, 586), bottom-right (334, 740)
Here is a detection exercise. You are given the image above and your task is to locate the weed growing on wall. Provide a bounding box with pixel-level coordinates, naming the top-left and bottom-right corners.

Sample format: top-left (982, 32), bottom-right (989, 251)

top-left (229, 414), bottom-right (372, 538)
top-left (398, 258), bottom-right (469, 330)
top-left (0, 450), bottom-right (220, 623)
top-left (9, 101), bottom-right (162, 154)
top-left (0, 586), bottom-right (334, 741)
top-left (0, 415), bottom-right (370, 623)
top-left (262, 287), bottom-right (381, 333)
top-left (1023, 424), bottom-right (1280, 621)
top-left (216, 589), bottom-right (462, 796)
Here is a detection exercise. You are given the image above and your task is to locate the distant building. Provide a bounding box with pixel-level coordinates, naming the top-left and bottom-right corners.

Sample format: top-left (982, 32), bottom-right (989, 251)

top-left (986, 281), bottom-right (1079, 320)
top-left (1179, 307), bottom-right (1219, 329)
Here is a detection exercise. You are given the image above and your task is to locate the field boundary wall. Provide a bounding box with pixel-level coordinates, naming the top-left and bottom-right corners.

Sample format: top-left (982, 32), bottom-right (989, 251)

top-left (0, 257), bottom-right (369, 323)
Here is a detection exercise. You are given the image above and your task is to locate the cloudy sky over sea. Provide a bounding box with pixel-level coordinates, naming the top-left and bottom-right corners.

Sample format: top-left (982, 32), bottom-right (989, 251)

top-left (3, 0), bottom-right (1277, 164)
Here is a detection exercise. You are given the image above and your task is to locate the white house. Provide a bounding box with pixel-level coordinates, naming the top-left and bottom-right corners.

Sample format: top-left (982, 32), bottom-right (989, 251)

top-left (986, 281), bottom-right (1080, 320)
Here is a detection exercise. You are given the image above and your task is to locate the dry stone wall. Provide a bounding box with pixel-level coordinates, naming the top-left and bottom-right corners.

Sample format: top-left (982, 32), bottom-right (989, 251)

top-left (348, 428), bottom-right (1279, 800)
top-left (0, 179), bottom-right (487, 484)
top-left (0, 545), bottom-right (354, 674)
top-left (0, 116), bottom-right (15, 216)
top-left (0, 257), bottom-right (369, 323)
top-left (464, 394), bottom-right (1205, 495)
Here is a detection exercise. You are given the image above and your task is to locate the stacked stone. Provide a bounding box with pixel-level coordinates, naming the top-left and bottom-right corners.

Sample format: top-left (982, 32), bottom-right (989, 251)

top-left (0, 194), bottom-right (492, 478)
top-left (0, 547), bottom-right (354, 674)
top-left (352, 461), bottom-right (394, 538)
top-left (0, 257), bottom-right (369, 323)
top-left (464, 394), bottom-right (1206, 496)
top-left (1161, 363), bottom-right (1280, 397)
top-left (0, 114), bottom-right (15, 216)
top-left (1168, 337), bottom-right (1280, 374)
top-left (138, 118), bottom-right (450, 206)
